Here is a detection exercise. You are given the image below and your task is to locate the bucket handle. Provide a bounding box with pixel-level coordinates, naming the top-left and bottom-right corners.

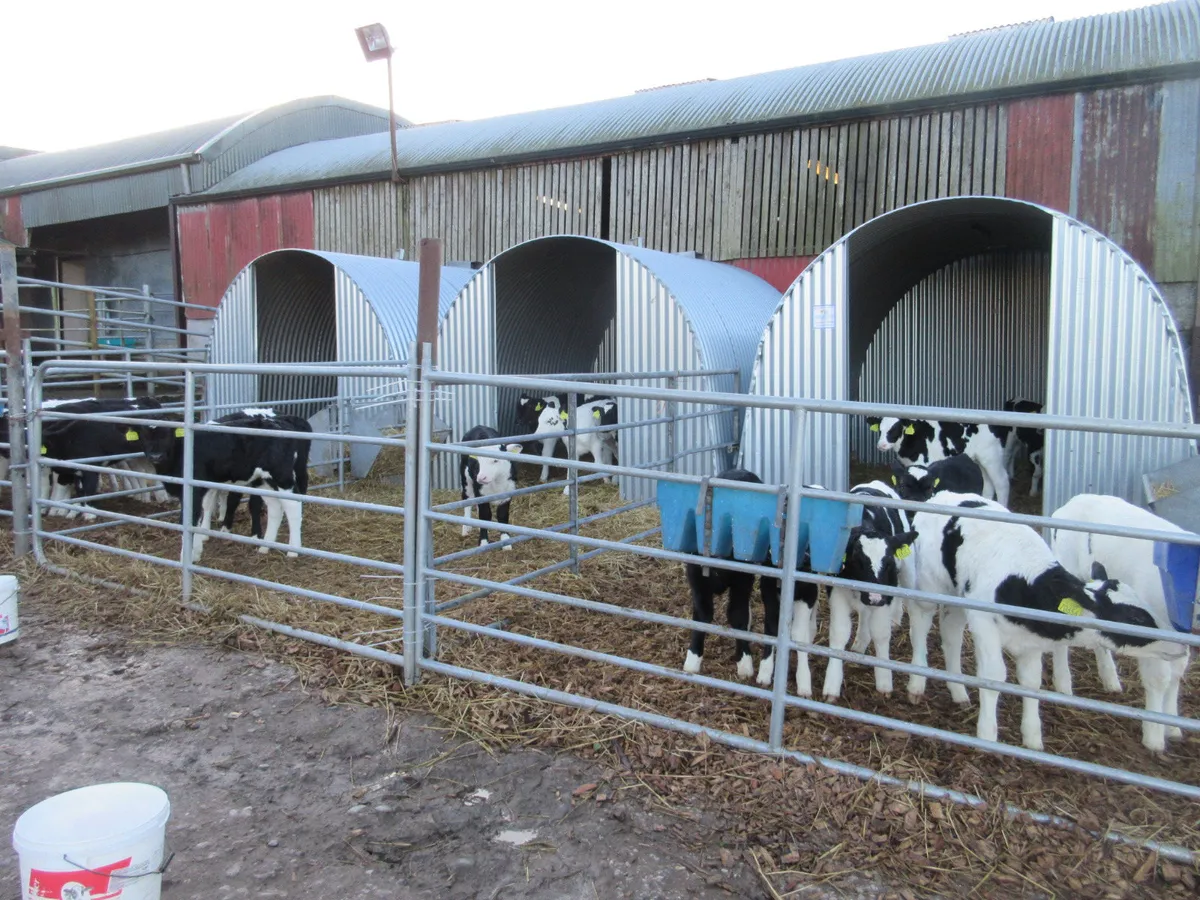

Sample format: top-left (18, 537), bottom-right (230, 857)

top-left (61, 849), bottom-right (175, 879)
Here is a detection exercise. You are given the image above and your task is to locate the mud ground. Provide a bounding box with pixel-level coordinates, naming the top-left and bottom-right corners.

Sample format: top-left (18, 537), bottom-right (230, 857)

top-left (1, 605), bottom-right (897, 900)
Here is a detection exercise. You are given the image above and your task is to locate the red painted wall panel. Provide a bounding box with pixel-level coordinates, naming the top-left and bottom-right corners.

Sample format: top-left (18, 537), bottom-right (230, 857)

top-left (727, 256), bottom-right (816, 293)
top-left (1005, 95), bottom-right (1075, 213)
top-left (177, 192), bottom-right (314, 319)
top-left (1, 196), bottom-right (26, 246)
top-left (1076, 84), bottom-right (1161, 272)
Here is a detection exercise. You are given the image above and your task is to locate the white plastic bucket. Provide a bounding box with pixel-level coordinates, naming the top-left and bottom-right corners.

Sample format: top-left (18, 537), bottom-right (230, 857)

top-left (0, 573), bottom-right (17, 646)
top-left (12, 783), bottom-right (171, 900)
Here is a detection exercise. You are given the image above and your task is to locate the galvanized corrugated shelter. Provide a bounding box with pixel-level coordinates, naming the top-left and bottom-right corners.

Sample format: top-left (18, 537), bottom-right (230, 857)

top-left (208, 249), bottom-right (474, 472)
top-left (434, 236), bottom-right (781, 495)
top-left (739, 196), bottom-right (1196, 513)
top-left (200, 1), bottom-right (1200, 194)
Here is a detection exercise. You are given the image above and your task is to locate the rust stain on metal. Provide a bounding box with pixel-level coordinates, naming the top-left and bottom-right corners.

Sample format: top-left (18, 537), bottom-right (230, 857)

top-left (178, 192), bottom-right (315, 318)
top-left (727, 255), bottom-right (816, 292)
top-left (0, 197), bottom-right (26, 246)
top-left (1076, 84), bottom-right (1162, 272)
top-left (1005, 94), bottom-right (1074, 212)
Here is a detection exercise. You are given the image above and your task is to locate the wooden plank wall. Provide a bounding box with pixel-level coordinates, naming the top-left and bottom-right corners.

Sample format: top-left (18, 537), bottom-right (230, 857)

top-left (608, 105), bottom-right (1007, 260)
top-left (313, 182), bottom-right (403, 259)
top-left (407, 158), bottom-right (604, 262)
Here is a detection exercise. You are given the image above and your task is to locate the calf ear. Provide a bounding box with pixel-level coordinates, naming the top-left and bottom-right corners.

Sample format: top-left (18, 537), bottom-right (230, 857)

top-left (890, 531), bottom-right (919, 558)
top-left (1090, 560), bottom-right (1109, 582)
top-left (505, 443), bottom-right (524, 454)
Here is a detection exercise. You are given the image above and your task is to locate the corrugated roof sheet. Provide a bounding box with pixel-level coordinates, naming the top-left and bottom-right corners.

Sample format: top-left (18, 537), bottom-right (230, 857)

top-left (0, 96), bottom-right (397, 195)
top-left (204, 0), bottom-right (1200, 195)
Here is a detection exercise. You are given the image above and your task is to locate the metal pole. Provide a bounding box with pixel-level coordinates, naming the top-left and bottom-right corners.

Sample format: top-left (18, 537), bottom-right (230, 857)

top-left (180, 370), bottom-right (196, 602)
top-left (86, 291), bottom-right (100, 397)
top-left (1, 241), bottom-right (31, 556)
top-left (416, 342), bottom-right (437, 662)
top-left (567, 392), bottom-right (579, 573)
top-left (401, 346), bottom-right (420, 685)
top-left (386, 51), bottom-right (400, 185)
top-left (666, 375), bottom-right (678, 472)
top-left (768, 407), bottom-right (807, 749)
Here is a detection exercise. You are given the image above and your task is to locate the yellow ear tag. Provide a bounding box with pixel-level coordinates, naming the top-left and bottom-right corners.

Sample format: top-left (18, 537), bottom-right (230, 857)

top-left (933, 477), bottom-right (940, 487)
top-left (174, 428), bottom-right (185, 438)
top-left (869, 424), bottom-right (880, 432)
top-left (904, 424), bottom-right (916, 435)
top-left (1058, 598), bottom-right (1085, 616)
top-left (125, 429), bottom-right (139, 441)
top-left (469, 454), bottom-right (479, 460)
top-left (560, 410), bottom-right (568, 421)
top-left (592, 409), bottom-right (602, 420)
top-left (534, 402), bottom-right (543, 412)
top-left (891, 475), bottom-right (897, 485)
top-left (39, 445), bottom-right (47, 455)
top-left (894, 544), bottom-right (912, 560)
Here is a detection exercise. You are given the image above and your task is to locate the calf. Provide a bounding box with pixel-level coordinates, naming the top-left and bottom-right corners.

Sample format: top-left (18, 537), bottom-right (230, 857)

top-left (216, 411), bottom-right (313, 538)
top-left (139, 410), bottom-right (308, 563)
top-left (910, 491), bottom-right (1186, 751)
top-left (890, 454), bottom-right (984, 502)
top-left (1050, 494), bottom-right (1193, 752)
top-left (561, 397), bottom-right (619, 494)
top-left (1003, 398), bottom-right (1045, 496)
top-left (460, 425), bottom-right (524, 549)
top-left (515, 395), bottom-right (567, 482)
top-left (868, 416), bottom-right (1011, 507)
top-left (683, 468), bottom-right (783, 681)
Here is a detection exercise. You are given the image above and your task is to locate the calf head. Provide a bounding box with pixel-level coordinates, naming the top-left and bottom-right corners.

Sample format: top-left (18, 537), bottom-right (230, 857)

top-left (1085, 561), bottom-right (1188, 660)
top-left (473, 444), bottom-right (524, 487)
top-left (873, 416), bottom-right (911, 452)
top-left (535, 403), bottom-right (567, 437)
top-left (136, 422), bottom-right (184, 470)
top-left (890, 460), bottom-right (938, 501)
top-left (518, 393), bottom-right (551, 428)
top-left (841, 527), bottom-right (918, 606)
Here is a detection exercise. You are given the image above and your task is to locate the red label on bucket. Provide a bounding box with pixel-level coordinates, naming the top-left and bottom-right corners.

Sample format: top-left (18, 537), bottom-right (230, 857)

top-left (28, 856), bottom-right (132, 899)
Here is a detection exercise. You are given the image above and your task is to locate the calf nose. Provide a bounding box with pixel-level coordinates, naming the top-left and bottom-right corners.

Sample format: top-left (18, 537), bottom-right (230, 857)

top-left (876, 440), bottom-right (889, 452)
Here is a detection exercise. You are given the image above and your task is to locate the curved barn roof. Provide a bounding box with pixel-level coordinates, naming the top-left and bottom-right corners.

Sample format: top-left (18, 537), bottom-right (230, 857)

top-left (204, 0), bottom-right (1200, 195)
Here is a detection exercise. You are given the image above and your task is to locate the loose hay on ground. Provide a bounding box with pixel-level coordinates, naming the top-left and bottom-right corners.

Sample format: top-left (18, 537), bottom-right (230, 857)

top-left (8, 460), bottom-right (1200, 898)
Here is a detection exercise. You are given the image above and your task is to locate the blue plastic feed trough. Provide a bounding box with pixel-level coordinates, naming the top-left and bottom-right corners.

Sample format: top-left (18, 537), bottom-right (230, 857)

top-left (710, 484), bottom-right (775, 563)
top-left (656, 480), bottom-right (704, 554)
top-left (1153, 540), bottom-right (1200, 632)
top-left (798, 496), bottom-right (864, 574)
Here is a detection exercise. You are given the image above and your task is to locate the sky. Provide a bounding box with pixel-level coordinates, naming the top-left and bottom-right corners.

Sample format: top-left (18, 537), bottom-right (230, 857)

top-left (4, 0), bottom-right (1162, 153)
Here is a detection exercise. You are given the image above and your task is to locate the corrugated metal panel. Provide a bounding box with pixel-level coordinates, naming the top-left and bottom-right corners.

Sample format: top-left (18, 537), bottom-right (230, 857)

top-left (1153, 77), bottom-right (1200, 281)
top-left (314, 183), bottom-right (403, 259)
top-left (854, 251), bottom-right (1051, 466)
top-left (1044, 216), bottom-right (1195, 513)
top-left (20, 168), bottom-right (184, 227)
top-left (1077, 83), bottom-right (1163, 271)
top-left (435, 267), bottom-right (495, 489)
top-left (740, 242), bottom-right (849, 488)
top-left (1, 196), bottom-right (23, 245)
top-left (207, 266), bottom-right (257, 415)
top-left (201, 1), bottom-right (1200, 194)
top-left (1004, 94), bottom-right (1075, 211)
top-left (177, 194), bottom-right (315, 318)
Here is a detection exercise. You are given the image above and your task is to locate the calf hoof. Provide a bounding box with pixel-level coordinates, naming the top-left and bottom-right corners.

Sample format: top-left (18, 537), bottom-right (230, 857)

top-left (286, 551), bottom-right (299, 558)
top-left (1167, 726), bottom-right (1184, 741)
top-left (907, 691), bottom-right (925, 705)
top-left (220, 526), bottom-right (230, 534)
top-left (81, 511), bottom-right (97, 523)
top-left (683, 650), bottom-right (702, 674)
top-left (756, 658), bottom-right (775, 686)
top-left (502, 544), bottom-right (512, 552)
top-left (257, 545), bottom-right (270, 555)
top-left (1023, 735), bottom-right (1044, 752)
top-left (736, 654), bottom-right (754, 680)
top-left (823, 693), bottom-right (841, 704)
top-left (478, 539), bottom-right (488, 547)
top-left (461, 525), bottom-right (471, 537)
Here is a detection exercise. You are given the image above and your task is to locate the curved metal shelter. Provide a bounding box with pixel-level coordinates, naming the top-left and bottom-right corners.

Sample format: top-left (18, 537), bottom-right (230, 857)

top-left (435, 236), bottom-right (781, 495)
top-left (207, 249), bottom-right (474, 472)
top-left (739, 196), bottom-right (1195, 513)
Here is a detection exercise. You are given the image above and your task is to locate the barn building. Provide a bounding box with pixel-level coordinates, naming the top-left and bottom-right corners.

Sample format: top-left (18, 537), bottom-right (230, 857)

top-left (176, 1), bottom-right (1200, 413)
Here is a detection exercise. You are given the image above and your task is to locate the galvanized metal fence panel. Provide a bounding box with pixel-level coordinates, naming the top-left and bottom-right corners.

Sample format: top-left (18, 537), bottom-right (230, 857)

top-left (1045, 217), bottom-right (1196, 513)
top-left (435, 267), bottom-right (496, 489)
top-left (207, 266), bottom-right (257, 415)
top-left (740, 241), bottom-right (848, 487)
top-left (854, 251), bottom-right (1051, 466)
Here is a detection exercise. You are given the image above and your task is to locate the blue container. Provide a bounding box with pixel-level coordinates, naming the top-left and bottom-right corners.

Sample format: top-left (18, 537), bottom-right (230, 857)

top-left (656, 480), bottom-right (704, 554)
top-left (710, 485), bottom-right (775, 563)
top-left (1152, 540), bottom-right (1200, 632)
top-left (799, 496), bottom-right (864, 574)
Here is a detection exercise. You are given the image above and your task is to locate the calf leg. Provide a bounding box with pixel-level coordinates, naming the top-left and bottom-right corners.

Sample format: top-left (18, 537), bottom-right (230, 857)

top-left (868, 603), bottom-right (896, 696)
top-left (685, 571), bottom-right (714, 675)
top-left (259, 494), bottom-right (285, 554)
top-left (1051, 645), bottom-right (1074, 696)
top-left (476, 500), bottom-right (494, 546)
top-left (278, 490), bottom-right (302, 558)
top-left (822, 588), bottom-right (853, 701)
top-left (968, 612), bottom-right (1006, 744)
top-left (249, 495), bottom-right (265, 538)
top-left (1137, 656), bottom-right (1171, 753)
top-left (907, 600), bottom-right (936, 702)
top-left (217, 491), bottom-right (233, 532)
top-left (1166, 653), bottom-right (1189, 741)
top-left (940, 607), bottom-right (971, 705)
top-left (756, 576), bottom-right (781, 686)
top-left (188, 487), bottom-right (214, 563)
top-left (791, 598), bottom-right (817, 698)
top-left (495, 500), bottom-right (512, 551)
top-left (1014, 650), bottom-right (1045, 751)
top-left (538, 437), bottom-right (556, 482)
top-left (1029, 449), bottom-right (1044, 496)
top-left (727, 573), bottom-right (755, 680)
top-left (1095, 648), bottom-right (1123, 693)
top-left (460, 484), bottom-right (475, 536)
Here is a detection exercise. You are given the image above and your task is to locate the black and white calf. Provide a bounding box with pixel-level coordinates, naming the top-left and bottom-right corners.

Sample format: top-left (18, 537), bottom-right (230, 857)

top-left (1003, 398), bottom-right (1045, 496)
top-left (1051, 494), bottom-right (1193, 752)
top-left (139, 409), bottom-right (309, 563)
top-left (868, 416), bottom-right (1011, 507)
top-left (910, 491), bottom-right (1186, 751)
top-left (213, 410), bottom-right (313, 538)
top-left (459, 425), bottom-right (524, 549)
top-left (683, 468), bottom-right (783, 681)
top-left (890, 454), bottom-right (984, 503)
top-left (515, 395), bottom-right (567, 482)
top-left (561, 397), bottom-right (619, 494)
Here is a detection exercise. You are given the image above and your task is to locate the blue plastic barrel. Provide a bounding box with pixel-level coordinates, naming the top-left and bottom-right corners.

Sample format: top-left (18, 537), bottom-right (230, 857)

top-left (1152, 540), bottom-right (1200, 632)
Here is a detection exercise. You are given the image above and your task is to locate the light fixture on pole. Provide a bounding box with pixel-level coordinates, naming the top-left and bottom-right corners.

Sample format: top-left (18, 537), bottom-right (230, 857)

top-left (355, 22), bottom-right (400, 183)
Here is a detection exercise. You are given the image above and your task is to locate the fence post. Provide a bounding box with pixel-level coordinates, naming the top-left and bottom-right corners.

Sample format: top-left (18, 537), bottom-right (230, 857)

top-left (567, 391), bottom-right (580, 573)
top-left (180, 370), bottom-right (196, 602)
top-left (1, 240), bottom-right (31, 557)
top-left (402, 344), bottom-right (421, 685)
top-left (666, 374), bottom-right (678, 472)
top-left (768, 406), bottom-right (807, 750)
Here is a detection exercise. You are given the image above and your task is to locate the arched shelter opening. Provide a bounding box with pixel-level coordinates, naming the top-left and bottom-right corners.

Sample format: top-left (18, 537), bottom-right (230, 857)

top-left (740, 197), bottom-right (1194, 513)
top-left (437, 236), bottom-right (782, 495)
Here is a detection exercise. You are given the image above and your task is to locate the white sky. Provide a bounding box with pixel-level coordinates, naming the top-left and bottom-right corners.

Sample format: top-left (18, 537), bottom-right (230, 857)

top-left (5, 0), bottom-right (1159, 153)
